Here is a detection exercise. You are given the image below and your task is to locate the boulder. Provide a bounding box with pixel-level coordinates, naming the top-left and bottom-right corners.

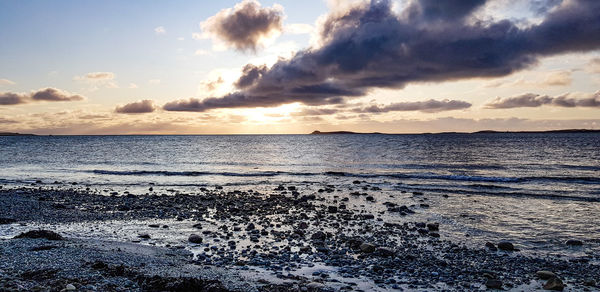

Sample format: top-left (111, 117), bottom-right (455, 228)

top-left (543, 277), bottom-right (565, 291)
top-left (311, 231), bottom-right (327, 241)
top-left (188, 234), bottom-right (203, 244)
top-left (375, 247), bottom-right (395, 257)
top-left (536, 271), bottom-right (557, 280)
top-left (565, 239), bottom-right (583, 246)
top-left (497, 241), bottom-right (515, 251)
top-left (426, 223), bottom-right (439, 231)
top-left (485, 279), bottom-right (502, 289)
top-left (14, 230), bottom-right (63, 240)
top-left (359, 243), bottom-right (376, 253)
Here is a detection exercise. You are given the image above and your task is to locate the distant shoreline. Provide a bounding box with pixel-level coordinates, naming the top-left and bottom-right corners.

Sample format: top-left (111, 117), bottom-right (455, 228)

top-left (1, 129), bottom-right (600, 136)
top-left (0, 132), bottom-right (36, 136)
top-left (310, 129), bottom-right (600, 135)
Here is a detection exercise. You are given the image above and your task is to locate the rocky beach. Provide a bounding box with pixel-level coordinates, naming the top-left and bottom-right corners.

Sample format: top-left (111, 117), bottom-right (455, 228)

top-left (1, 182), bottom-right (598, 291)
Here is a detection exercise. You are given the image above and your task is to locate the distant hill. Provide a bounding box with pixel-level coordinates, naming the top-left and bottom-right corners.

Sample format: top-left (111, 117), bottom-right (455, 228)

top-left (473, 129), bottom-right (600, 134)
top-left (311, 129), bottom-right (600, 135)
top-left (310, 130), bottom-right (382, 135)
top-left (0, 132), bottom-right (35, 136)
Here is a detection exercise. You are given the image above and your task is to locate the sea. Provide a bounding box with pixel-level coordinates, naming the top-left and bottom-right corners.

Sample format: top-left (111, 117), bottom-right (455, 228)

top-left (1, 133), bottom-right (599, 259)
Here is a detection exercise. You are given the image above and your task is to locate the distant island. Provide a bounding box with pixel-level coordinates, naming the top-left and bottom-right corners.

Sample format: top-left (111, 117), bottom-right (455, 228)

top-left (310, 130), bottom-right (382, 135)
top-left (311, 129), bottom-right (600, 135)
top-left (0, 132), bottom-right (35, 136)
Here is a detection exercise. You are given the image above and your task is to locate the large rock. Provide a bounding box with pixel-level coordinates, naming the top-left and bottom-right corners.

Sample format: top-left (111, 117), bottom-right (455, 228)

top-left (375, 247), bottom-right (395, 257)
top-left (14, 230), bottom-right (63, 240)
top-left (359, 243), bottom-right (376, 253)
top-left (565, 239), bottom-right (583, 246)
top-left (485, 279), bottom-right (502, 289)
top-left (497, 241), bottom-right (515, 251)
top-left (536, 271), bottom-right (557, 280)
top-left (543, 277), bottom-right (565, 291)
top-left (138, 233), bottom-right (151, 239)
top-left (426, 223), bottom-right (439, 231)
top-left (188, 234), bottom-right (203, 244)
top-left (311, 231), bottom-right (327, 241)
top-left (0, 218), bottom-right (17, 225)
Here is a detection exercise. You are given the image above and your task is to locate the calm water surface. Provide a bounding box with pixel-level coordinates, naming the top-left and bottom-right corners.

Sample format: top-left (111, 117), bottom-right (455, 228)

top-left (1, 133), bottom-right (599, 257)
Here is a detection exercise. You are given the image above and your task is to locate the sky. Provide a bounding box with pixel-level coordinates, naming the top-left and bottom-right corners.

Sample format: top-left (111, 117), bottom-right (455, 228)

top-left (0, 0), bottom-right (599, 134)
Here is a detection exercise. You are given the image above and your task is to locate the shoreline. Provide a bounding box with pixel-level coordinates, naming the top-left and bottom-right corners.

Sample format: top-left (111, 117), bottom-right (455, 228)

top-left (1, 185), bottom-right (598, 291)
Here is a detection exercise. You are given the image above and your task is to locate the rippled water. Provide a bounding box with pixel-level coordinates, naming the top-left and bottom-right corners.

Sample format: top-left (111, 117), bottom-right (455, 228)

top-left (1, 133), bottom-right (599, 257)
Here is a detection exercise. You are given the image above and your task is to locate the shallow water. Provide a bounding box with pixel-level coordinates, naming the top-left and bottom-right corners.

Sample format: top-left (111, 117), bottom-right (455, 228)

top-left (1, 133), bottom-right (599, 257)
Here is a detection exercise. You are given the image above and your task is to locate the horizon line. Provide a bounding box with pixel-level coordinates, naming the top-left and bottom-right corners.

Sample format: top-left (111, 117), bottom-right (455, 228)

top-left (2, 128), bottom-right (600, 136)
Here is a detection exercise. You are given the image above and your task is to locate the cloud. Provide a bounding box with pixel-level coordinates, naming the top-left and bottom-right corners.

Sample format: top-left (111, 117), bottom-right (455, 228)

top-left (0, 88), bottom-right (84, 105)
top-left (0, 92), bottom-right (27, 105)
top-left (74, 72), bottom-right (118, 89)
top-left (164, 0), bottom-right (600, 113)
top-left (148, 79), bottom-right (161, 85)
top-left (154, 26), bottom-right (166, 35)
top-left (486, 91), bottom-right (600, 108)
top-left (485, 70), bottom-right (573, 88)
top-left (587, 58), bottom-right (600, 74)
top-left (541, 70), bottom-right (572, 86)
top-left (292, 108), bottom-right (340, 116)
top-left (202, 77), bottom-right (225, 92)
top-left (200, 0), bottom-right (284, 52)
top-left (30, 88), bottom-right (85, 102)
top-left (82, 72), bottom-right (115, 80)
top-left (0, 117), bottom-right (18, 124)
top-left (115, 100), bottom-right (157, 114)
top-left (0, 79), bottom-right (16, 86)
top-left (353, 99), bottom-right (472, 113)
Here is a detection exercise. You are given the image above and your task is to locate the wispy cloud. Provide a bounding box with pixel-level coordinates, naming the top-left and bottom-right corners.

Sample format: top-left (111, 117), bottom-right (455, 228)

top-left (74, 72), bottom-right (118, 90)
top-left (352, 99), bottom-right (472, 113)
top-left (154, 26), bottom-right (166, 35)
top-left (587, 58), bottom-right (600, 74)
top-left (0, 79), bottom-right (16, 86)
top-left (486, 70), bottom-right (573, 88)
top-left (486, 91), bottom-right (600, 109)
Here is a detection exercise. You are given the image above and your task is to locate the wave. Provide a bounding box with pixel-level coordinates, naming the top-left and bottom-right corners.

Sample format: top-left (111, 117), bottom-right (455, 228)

top-left (90, 170), bottom-right (286, 177)
top-left (88, 169), bottom-right (600, 184)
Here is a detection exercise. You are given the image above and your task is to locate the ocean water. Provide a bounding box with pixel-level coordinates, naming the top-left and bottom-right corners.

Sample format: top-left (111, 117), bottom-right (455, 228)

top-left (1, 133), bottom-right (599, 257)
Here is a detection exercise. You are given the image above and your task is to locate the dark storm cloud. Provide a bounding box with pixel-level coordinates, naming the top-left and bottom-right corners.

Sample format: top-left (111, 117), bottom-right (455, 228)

top-left (115, 100), bottom-right (157, 114)
top-left (0, 88), bottom-right (84, 105)
top-left (486, 91), bottom-right (600, 109)
top-left (530, 0), bottom-right (564, 15)
top-left (235, 64), bottom-right (268, 89)
top-left (353, 99), bottom-right (472, 113)
top-left (402, 0), bottom-right (487, 22)
top-left (201, 0), bottom-right (284, 52)
top-left (165, 0), bottom-right (600, 112)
